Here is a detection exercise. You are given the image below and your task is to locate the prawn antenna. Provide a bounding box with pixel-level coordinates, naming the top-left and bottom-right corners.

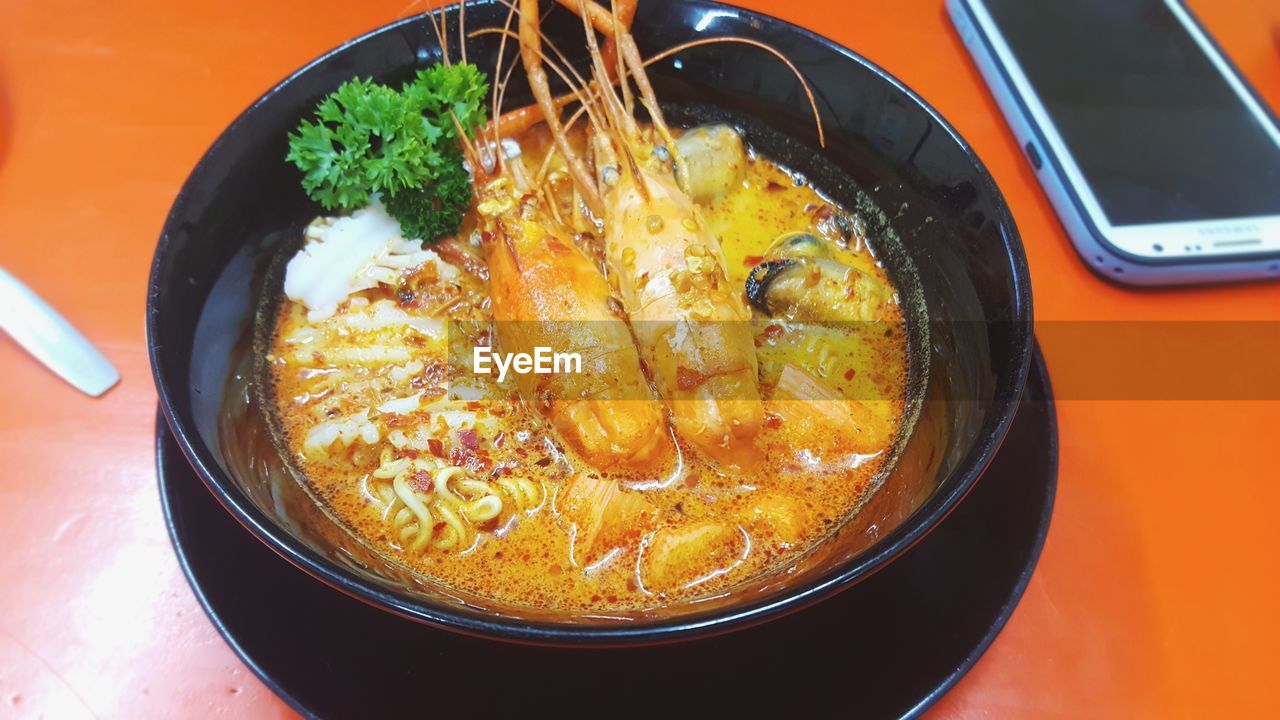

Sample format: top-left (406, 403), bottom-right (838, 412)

top-left (576, 0), bottom-right (648, 197)
top-left (424, 3), bottom-right (450, 66)
top-left (609, 0), bottom-right (634, 116)
top-left (450, 111), bottom-right (490, 185)
top-left (643, 36), bottom-right (827, 147)
top-left (488, 0), bottom-right (520, 162)
top-left (473, 28), bottom-right (607, 136)
top-left (576, 0), bottom-right (630, 138)
top-left (487, 0), bottom-right (608, 137)
top-left (459, 0), bottom-right (468, 65)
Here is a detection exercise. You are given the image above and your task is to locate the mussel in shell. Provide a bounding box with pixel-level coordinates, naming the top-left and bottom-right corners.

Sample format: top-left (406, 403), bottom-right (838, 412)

top-left (761, 231), bottom-right (832, 260)
top-left (745, 232), bottom-right (892, 322)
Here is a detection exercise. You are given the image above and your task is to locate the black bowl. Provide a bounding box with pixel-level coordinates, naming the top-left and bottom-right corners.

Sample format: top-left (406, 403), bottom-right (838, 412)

top-left (147, 0), bottom-right (1031, 646)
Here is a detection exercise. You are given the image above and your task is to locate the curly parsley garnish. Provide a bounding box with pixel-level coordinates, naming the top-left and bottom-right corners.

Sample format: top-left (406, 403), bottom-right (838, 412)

top-left (286, 63), bottom-right (489, 241)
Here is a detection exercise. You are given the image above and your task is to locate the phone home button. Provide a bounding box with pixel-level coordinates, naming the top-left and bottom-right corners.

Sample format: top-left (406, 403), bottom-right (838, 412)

top-left (1024, 141), bottom-right (1043, 171)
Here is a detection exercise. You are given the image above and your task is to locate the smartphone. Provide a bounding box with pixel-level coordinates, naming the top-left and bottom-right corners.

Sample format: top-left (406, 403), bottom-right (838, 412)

top-left (948, 0), bottom-right (1280, 286)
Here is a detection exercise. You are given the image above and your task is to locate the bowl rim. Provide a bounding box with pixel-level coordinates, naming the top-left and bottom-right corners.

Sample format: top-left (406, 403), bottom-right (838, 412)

top-left (147, 0), bottom-right (1033, 646)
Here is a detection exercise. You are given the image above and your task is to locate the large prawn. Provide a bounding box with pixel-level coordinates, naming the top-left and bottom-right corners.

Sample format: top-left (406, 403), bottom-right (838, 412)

top-left (444, 4), bottom-right (671, 471)
top-left (509, 0), bottom-right (824, 470)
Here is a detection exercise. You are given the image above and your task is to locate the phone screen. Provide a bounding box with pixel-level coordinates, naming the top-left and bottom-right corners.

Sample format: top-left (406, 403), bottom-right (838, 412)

top-left (984, 0), bottom-right (1280, 226)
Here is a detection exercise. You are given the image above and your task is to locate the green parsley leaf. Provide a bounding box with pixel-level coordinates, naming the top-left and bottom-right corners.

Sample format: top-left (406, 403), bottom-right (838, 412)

top-left (286, 63), bottom-right (491, 241)
top-left (382, 151), bottom-right (473, 242)
top-left (402, 63), bottom-right (489, 143)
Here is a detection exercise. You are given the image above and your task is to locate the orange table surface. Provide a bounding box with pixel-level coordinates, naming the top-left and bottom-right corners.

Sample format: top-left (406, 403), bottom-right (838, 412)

top-left (2, 0), bottom-right (1278, 717)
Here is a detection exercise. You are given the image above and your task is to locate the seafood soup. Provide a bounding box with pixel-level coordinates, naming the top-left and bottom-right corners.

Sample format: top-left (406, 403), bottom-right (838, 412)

top-left (258, 0), bottom-right (918, 612)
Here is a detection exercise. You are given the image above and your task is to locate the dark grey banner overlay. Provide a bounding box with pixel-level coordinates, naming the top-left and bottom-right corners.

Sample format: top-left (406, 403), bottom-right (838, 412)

top-left (439, 321), bottom-right (1280, 400)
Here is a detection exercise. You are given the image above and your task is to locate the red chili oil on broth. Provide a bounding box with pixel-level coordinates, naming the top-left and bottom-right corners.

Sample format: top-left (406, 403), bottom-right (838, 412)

top-left (266, 124), bottom-right (910, 612)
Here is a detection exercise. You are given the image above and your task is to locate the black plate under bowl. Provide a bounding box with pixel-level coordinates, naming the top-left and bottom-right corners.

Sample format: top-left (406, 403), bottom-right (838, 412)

top-left (159, 348), bottom-right (1055, 719)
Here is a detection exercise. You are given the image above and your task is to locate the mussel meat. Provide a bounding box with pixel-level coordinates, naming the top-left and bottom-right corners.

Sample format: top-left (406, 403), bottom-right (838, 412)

top-left (675, 125), bottom-right (748, 204)
top-left (745, 232), bottom-right (892, 322)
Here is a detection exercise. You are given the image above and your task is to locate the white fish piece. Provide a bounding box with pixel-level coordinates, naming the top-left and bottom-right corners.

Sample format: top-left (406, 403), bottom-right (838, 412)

top-left (283, 201), bottom-right (457, 322)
